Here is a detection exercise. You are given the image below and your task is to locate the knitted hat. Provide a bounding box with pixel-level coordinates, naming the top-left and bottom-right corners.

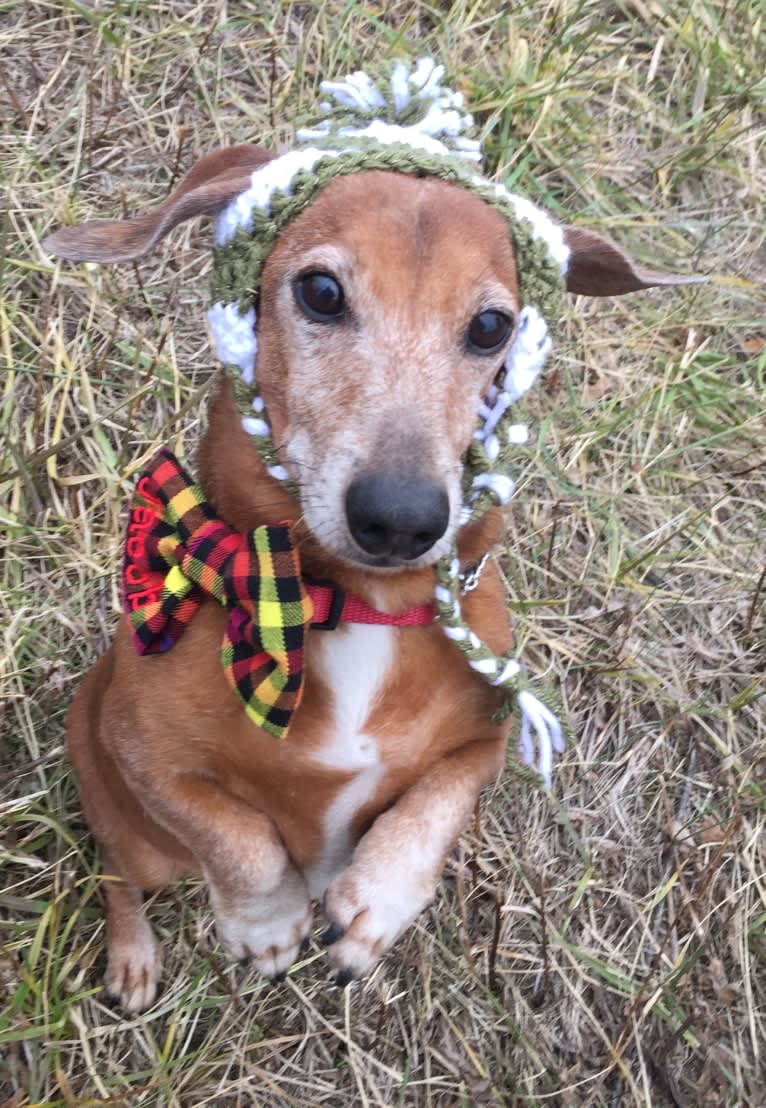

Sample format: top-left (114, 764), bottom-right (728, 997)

top-left (207, 59), bottom-right (567, 786)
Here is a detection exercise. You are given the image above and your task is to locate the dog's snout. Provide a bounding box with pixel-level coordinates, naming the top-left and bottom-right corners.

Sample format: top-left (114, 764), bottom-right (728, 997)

top-left (346, 473), bottom-right (449, 561)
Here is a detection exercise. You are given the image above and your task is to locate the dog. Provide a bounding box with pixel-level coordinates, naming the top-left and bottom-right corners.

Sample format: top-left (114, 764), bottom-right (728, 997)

top-left (46, 61), bottom-right (700, 1012)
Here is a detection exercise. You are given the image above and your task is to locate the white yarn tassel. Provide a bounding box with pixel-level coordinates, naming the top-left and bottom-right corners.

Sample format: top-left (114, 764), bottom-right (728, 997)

top-left (502, 305), bottom-right (552, 403)
top-left (409, 57), bottom-right (444, 98)
top-left (208, 303), bottom-right (258, 382)
top-left (320, 72), bottom-right (386, 112)
top-left (390, 61), bottom-right (410, 113)
top-left (517, 690), bottom-right (565, 789)
top-left (471, 471), bottom-right (515, 504)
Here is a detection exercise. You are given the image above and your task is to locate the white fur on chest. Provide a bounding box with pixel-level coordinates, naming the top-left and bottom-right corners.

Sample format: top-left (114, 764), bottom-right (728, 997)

top-left (305, 623), bottom-right (394, 896)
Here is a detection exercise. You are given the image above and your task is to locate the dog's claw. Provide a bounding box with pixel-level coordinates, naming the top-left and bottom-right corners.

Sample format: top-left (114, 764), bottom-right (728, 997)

top-left (335, 968), bottom-right (354, 988)
top-left (322, 922), bottom-right (345, 946)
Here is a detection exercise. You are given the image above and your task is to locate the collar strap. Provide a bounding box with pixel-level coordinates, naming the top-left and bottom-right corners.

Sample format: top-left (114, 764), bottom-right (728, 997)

top-left (306, 580), bottom-right (436, 630)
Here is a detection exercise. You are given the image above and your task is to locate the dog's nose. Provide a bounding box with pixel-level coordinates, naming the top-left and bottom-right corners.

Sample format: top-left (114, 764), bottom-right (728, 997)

top-left (346, 473), bottom-right (450, 560)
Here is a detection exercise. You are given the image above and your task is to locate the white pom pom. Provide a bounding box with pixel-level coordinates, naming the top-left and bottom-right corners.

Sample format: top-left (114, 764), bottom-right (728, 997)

top-left (508, 423), bottom-right (529, 444)
top-left (471, 472), bottom-right (515, 504)
top-left (241, 417), bottom-right (270, 438)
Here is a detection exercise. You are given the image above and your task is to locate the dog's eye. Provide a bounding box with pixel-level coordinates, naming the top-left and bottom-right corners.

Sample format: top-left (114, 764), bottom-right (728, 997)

top-left (294, 272), bottom-right (345, 321)
top-left (467, 310), bottom-right (513, 354)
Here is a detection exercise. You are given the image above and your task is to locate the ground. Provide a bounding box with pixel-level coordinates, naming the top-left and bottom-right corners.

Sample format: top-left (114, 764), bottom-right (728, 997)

top-left (1, 1), bottom-right (764, 1105)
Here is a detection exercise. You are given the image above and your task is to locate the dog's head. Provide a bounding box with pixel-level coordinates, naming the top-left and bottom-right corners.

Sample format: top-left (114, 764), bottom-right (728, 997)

top-left (46, 69), bottom-right (702, 572)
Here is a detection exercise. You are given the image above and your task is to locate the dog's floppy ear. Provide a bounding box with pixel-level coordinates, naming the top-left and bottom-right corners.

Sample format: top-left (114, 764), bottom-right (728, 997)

top-left (44, 144), bottom-right (275, 263)
top-left (562, 225), bottom-right (705, 296)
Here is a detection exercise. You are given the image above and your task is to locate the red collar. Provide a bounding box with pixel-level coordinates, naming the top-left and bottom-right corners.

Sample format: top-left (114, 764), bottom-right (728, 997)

top-left (304, 579), bottom-right (437, 630)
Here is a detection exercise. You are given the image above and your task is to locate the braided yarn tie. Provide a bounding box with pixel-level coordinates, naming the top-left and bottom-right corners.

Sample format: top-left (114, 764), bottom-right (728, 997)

top-left (434, 558), bottom-right (566, 788)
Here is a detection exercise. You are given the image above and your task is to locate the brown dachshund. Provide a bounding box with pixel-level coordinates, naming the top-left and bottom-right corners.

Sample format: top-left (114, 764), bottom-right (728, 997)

top-left (46, 82), bottom-right (699, 1012)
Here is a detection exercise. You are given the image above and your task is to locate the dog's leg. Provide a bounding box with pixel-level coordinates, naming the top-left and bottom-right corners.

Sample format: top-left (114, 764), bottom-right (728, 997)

top-left (68, 652), bottom-right (181, 1010)
top-left (103, 870), bottom-right (163, 1012)
top-left (143, 776), bottom-right (312, 979)
top-left (322, 736), bottom-right (505, 981)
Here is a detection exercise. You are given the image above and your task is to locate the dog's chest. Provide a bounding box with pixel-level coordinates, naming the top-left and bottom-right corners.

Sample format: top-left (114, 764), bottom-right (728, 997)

top-left (303, 623), bottom-right (395, 894)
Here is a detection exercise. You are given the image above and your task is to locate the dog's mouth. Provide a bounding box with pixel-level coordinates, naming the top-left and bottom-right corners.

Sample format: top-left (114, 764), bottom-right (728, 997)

top-left (303, 511), bottom-right (456, 574)
top-left (337, 542), bottom-right (450, 573)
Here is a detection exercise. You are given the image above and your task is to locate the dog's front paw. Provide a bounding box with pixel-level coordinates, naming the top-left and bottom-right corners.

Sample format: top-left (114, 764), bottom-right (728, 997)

top-left (322, 860), bottom-right (437, 983)
top-left (212, 868), bottom-right (312, 979)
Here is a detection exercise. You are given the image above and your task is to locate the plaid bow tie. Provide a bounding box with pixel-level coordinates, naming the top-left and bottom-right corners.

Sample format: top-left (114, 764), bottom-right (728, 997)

top-left (122, 449), bottom-right (313, 738)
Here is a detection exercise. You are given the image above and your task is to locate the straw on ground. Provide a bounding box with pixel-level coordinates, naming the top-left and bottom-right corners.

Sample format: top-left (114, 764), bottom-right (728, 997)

top-left (1, 2), bottom-right (764, 1105)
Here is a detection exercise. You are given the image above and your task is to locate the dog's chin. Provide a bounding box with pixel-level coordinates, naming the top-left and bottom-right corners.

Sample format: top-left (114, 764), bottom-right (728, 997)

top-left (341, 551), bottom-right (435, 573)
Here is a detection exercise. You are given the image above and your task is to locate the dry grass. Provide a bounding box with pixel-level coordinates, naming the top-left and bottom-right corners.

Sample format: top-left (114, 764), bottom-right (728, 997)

top-left (1, 1), bottom-right (765, 1105)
